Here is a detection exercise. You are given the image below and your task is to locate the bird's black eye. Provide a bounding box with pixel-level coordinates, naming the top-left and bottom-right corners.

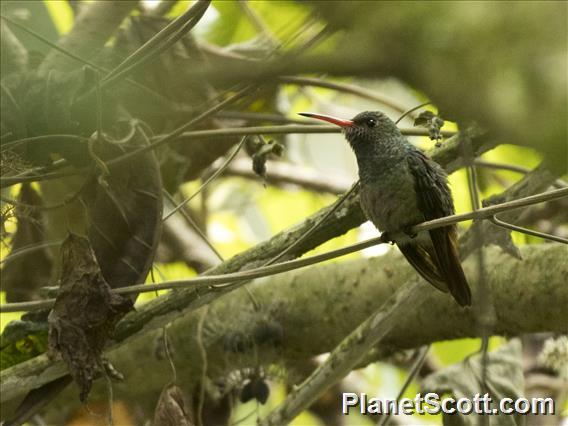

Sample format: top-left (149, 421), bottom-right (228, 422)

top-left (366, 118), bottom-right (377, 128)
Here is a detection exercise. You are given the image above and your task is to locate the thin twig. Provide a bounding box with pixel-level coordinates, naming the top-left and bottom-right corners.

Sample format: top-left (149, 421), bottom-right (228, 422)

top-left (85, 1), bottom-right (211, 95)
top-left (271, 15), bottom-right (318, 54)
top-left (1, 187), bottom-right (566, 313)
top-left (0, 174), bottom-right (90, 211)
top-left (163, 137), bottom-right (246, 221)
top-left (278, 76), bottom-right (413, 115)
top-left (163, 188), bottom-right (260, 309)
top-left (377, 345), bottom-right (430, 426)
top-left (0, 14), bottom-right (97, 69)
top-left (265, 182), bottom-right (359, 266)
top-left (467, 166), bottom-right (482, 212)
top-left (1, 164), bottom-right (83, 188)
top-left (196, 306), bottom-right (209, 426)
top-left (231, 407), bottom-right (258, 426)
top-left (87, 72), bottom-right (110, 177)
top-left (150, 266), bottom-right (178, 386)
top-left (100, 9), bottom-right (209, 92)
top-left (411, 186), bottom-right (568, 233)
top-left (103, 369), bottom-right (114, 426)
top-left (0, 125), bottom-right (453, 188)
top-left (162, 190), bottom-right (224, 261)
top-left (210, 158), bottom-right (351, 194)
top-left (226, 180), bottom-right (359, 312)
top-left (394, 101), bottom-right (431, 124)
top-left (1, 134), bottom-right (89, 153)
top-left (474, 159), bottom-right (567, 188)
top-left (466, 162), bottom-right (491, 426)
top-left (104, 85), bottom-right (258, 168)
top-left (0, 240), bottom-right (63, 265)
top-left (238, 1), bottom-right (279, 47)
top-left (162, 327), bottom-right (177, 383)
top-left (215, 111), bottom-right (314, 125)
top-left (490, 215), bottom-right (568, 244)
top-left (171, 124), bottom-right (456, 139)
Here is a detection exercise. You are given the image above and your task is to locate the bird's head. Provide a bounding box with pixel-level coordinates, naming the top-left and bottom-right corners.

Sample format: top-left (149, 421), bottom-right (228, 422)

top-left (298, 111), bottom-right (400, 150)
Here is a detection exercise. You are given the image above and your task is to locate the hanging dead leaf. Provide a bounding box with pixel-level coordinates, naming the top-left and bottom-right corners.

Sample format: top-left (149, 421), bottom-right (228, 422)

top-left (154, 384), bottom-right (194, 426)
top-left (414, 110), bottom-right (445, 143)
top-left (48, 233), bottom-right (133, 402)
top-left (249, 137), bottom-right (284, 179)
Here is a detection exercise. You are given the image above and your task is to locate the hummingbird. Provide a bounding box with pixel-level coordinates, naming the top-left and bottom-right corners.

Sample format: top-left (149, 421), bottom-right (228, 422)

top-left (299, 111), bottom-right (472, 307)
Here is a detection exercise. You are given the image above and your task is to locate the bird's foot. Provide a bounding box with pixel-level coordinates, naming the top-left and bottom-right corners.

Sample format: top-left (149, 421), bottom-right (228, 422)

top-left (381, 231), bottom-right (395, 245)
top-left (402, 226), bottom-right (418, 239)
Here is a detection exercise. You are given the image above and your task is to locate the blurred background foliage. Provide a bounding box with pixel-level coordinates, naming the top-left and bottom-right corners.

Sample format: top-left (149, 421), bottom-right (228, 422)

top-left (1, 1), bottom-right (566, 425)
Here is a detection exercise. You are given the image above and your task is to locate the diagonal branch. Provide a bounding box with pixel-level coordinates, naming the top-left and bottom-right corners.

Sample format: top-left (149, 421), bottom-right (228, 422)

top-left (1, 187), bottom-right (566, 313)
top-left (259, 281), bottom-right (423, 425)
top-left (97, 0), bottom-right (211, 92)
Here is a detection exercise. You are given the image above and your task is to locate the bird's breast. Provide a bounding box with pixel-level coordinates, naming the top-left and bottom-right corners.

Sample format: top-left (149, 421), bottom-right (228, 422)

top-left (359, 171), bottom-right (423, 234)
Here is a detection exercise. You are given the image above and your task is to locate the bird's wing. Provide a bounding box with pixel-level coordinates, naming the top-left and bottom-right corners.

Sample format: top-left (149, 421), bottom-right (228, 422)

top-left (398, 243), bottom-right (448, 293)
top-left (406, 152), bottom-right (472, 307)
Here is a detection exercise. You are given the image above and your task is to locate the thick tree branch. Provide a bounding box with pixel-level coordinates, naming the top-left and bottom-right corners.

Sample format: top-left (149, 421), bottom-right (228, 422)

top-left (39, 1), bottom-right (138, 73)
top-left (0, 21), bottom-right (28, 75)
top-left (3, 244), bottom-right (565, 420)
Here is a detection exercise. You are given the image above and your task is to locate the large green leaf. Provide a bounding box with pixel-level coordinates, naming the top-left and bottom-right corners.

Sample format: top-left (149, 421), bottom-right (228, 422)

top-left (422, 339), bottom-right (524, 426)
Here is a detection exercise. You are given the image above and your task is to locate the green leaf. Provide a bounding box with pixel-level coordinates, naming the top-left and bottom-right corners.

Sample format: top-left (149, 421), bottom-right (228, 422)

top-left (422, 339), bottom-right (524, 426)
top-left (1, 319), bottom-right (48, 370)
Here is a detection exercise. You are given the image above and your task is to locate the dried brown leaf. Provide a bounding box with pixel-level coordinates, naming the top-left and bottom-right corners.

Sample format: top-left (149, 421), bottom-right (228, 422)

top-left (48, 233), bottom-right (133, 402)
top-left (414, 110), bottom-right (445, 142)
top-left (154, 384), bottom-right (194, 426)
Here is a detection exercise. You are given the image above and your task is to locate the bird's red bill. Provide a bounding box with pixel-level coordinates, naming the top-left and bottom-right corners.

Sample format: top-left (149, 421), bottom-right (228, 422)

top-left (298, 112), bottom-right (354, 127)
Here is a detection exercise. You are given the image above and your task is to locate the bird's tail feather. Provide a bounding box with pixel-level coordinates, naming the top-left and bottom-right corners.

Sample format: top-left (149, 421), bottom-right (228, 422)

top-left (398, 226), bottom-right (472, 307)
top-left (428, 226), bottom-right (472, 307)
top-left (398, 243), bottom-right (448, 293)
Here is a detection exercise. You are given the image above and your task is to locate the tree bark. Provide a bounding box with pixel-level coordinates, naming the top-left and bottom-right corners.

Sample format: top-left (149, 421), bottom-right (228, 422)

top-left (3, 243), bottom-right (566, 421)
top-left (39, 1), bottom-right (139, 73)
